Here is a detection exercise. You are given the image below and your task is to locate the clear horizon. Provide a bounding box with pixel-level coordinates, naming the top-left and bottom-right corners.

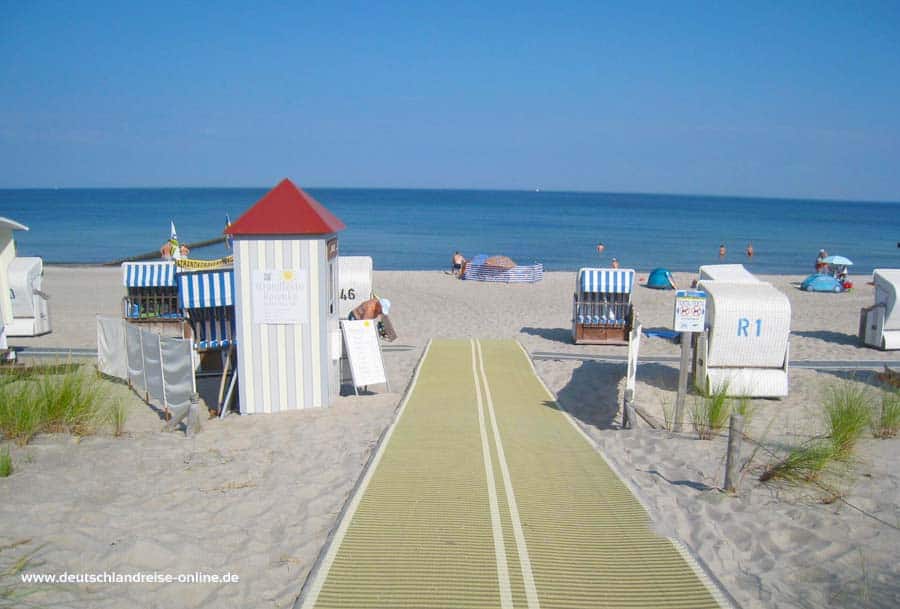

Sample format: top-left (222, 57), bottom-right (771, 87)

top-left (2, 2), bottom-right (898, 201)
top-left (1, 184), bottom-right (898, 206)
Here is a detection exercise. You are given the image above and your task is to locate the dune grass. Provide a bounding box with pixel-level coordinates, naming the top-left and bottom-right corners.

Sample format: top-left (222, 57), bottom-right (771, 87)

top-left (761, 380), bottom-right (876, 485)
top-left (690, 384), bottom-right (731, 440)
top-left (0, 447), bottom-right (10, 478)
top-left (872, 388), bottom-right (900, 438)
top-left (759, 440), bottom-right (836, 483)
top-left (0, 540), bottom-right (44, 608)
top-left (823, 382), bottom-right (872, 459)
top-left (0, 363), bottom-right (113, 445)
top-left (109, 400), bottom-right (128, 437)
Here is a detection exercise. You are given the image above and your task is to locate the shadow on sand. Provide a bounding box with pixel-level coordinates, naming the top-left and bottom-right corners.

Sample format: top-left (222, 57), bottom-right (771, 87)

top-left (547, 359), bottom-right (624, 430)
top-left (792, 330), bottom-right (860, 347)
top-left (520, 326), bottom-right (572, 344)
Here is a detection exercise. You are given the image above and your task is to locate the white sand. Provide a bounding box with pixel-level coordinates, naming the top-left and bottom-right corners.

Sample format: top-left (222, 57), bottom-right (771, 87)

top-left (3, 267), bottom-right (899, 608)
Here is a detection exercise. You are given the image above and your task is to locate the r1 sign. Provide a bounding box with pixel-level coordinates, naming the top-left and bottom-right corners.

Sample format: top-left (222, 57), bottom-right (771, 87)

top-left (673, 290), bottom-right (707, 333)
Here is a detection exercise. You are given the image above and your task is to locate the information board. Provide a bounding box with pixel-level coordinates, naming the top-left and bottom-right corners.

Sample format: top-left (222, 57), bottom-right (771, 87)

top-left (252, 269), bottom-right (308, 325)
top-left (673, 290), bottom-right (707, 332)
top-left (340, 319), bottom-right (387, 389)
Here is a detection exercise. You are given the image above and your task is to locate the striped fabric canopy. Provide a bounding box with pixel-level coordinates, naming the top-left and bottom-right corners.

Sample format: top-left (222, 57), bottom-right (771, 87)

top-left (579, 268), bottom-right (635, 294)
top-left (122, 262), bottom-right (176, 288)
top-left (178, 270), bottom-right (235, 309)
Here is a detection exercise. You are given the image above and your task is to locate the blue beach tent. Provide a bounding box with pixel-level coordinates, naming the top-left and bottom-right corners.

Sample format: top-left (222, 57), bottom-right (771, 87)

top-left (646, 268), bottom-right (676, 290)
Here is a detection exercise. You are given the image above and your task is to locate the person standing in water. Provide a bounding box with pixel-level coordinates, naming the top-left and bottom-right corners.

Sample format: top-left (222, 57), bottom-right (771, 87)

top-left (719, 243), bottom-right (727, 259)
top-left (746, 242), bottom-right (754, 258)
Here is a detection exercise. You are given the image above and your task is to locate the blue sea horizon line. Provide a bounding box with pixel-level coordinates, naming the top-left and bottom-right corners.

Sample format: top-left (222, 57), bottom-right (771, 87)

top-left (1, 185), bottom-right (898, 207)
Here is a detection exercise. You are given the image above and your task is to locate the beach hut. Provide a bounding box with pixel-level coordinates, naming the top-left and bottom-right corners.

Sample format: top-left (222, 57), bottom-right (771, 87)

top-left (859, 269), bottom-right (900, 350)
top-left (0, 217), bottom-right (51, 337)
top-left (698, 264), bottom-right (760, 283)
top-left (694, 281), bottom-right (791, 397)
top-left (337, 256), bottom-right (373, 319)
top-left (225, 179), bottom-right (346, 413)
top-left (572, 268), bottom-right (635, 345)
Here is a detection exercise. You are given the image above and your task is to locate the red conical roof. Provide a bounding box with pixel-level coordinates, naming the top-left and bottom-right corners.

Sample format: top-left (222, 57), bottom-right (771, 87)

top-left (225, 179), bottom-right (345, 236)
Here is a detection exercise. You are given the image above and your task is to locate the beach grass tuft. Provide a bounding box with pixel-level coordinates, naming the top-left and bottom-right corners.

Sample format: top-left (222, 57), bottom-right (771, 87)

top-left (824, 381), bottom-right (871, 459)
top-left (0, 447), bottom-right (10, 478)
top-left (872, 388), bottom-right (900, 438)
top-left (0, 541), bottom-right (45, 608)
top-left (690, 384), bottom-right (731, 440)
top-left (733, 395), bottom-right (754, 424)
top-left (759, 440), bottom-right (836, 483)
top-left (0, 363), bottom-right (113, 445)
top-left (109, 400), bottom-right (128, 437)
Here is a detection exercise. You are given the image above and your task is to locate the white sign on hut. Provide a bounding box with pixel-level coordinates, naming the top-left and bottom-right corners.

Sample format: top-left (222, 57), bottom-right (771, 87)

top-left (225, 179), bottom-right (345, 413)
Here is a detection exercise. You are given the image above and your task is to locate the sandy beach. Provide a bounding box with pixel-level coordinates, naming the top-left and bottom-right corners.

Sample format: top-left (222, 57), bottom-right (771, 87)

top-left (3, 266), bottom-right (899, 608)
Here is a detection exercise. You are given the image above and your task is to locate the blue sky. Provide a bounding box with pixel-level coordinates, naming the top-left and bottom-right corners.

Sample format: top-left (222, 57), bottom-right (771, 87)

top-left (1, 1), bottom-right (898, 200)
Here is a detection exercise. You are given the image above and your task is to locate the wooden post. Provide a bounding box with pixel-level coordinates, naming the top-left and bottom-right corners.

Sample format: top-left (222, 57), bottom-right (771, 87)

top-left (673, 332), bottom-right (691, 432)
top-left (186, 392), bottom-right (202, 436)
top-left (622, 388), bottom-right (636, 430)
top-left (723, 413), bottom-right (745, 493)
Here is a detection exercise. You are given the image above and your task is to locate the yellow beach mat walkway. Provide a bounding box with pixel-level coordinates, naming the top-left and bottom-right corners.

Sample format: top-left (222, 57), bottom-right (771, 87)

top-left (297, 339), bottom-right (729, 609)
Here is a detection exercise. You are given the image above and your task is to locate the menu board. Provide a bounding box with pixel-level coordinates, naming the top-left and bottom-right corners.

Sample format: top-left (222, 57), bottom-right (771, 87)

top-left (340, 319), bottom-right (387, 388)
top-left (251, 269), bottom-right (308, 325)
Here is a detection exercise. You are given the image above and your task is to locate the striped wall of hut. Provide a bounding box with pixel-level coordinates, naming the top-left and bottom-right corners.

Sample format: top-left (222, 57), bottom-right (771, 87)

top-left (232, 236), bottom-right (340, 413)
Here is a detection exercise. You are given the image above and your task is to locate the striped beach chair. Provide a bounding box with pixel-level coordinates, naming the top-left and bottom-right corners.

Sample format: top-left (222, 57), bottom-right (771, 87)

top-left (121, 261), bottom-right (179, 319)
top-left (572, 268), bottom-right (635, 345)
top-left (177, 270), bottom-right (237, 351)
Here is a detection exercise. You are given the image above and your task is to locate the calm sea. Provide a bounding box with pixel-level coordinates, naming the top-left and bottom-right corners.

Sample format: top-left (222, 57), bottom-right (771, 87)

top-left (1, 188), bottom-right (898, 274)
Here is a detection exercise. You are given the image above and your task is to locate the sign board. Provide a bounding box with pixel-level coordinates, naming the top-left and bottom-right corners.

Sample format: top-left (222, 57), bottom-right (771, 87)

top-left (251, 269), bottom-right (308, 325)
top-left (340, 319), bottom-right (387, 389)
top-left (673, 290), bottom-right (707, 332)
top-left (338, 256), bottom-right (373, 319)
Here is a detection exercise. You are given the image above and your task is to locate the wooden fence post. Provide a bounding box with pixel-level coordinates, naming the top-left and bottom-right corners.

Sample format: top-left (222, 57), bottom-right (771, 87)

top-left (724, 413), bottom-right (745, 493)
top-left (673, 332), bottom-right (690, 432)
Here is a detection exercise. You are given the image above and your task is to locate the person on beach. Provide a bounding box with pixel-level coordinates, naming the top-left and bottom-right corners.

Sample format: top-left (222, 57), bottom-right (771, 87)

top-left (816, 249), bottom-right (828, 272)
top-left (349, 297), bottom-right (397, 340)
top-left (746, 242), bottom-right (754, 258)
top-left (718, 243), bottom-right (726, 259)
top-left (611, 257), bottom-right (620, 269)
top-left (451, 251), bottom-right (464, 276)
top-left (160, 238), bottom-right (189, 260)
top-left (349, 297), bottom-right (391, 321)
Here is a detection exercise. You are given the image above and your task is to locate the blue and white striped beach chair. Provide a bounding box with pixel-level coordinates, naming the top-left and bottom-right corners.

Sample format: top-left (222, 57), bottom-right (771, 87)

top-left (121, 261), bottom-right (180, 319)
top-left (572, 268), bottom-right (635, 345)
top-left (177, 270), bottom-right (237, 351)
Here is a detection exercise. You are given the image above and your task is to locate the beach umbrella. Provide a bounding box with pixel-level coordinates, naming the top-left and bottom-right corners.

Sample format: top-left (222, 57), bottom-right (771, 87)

top-left (822, 255), bottom-right (853, 266)
top-left (485, 255), bottom-right (516, 268)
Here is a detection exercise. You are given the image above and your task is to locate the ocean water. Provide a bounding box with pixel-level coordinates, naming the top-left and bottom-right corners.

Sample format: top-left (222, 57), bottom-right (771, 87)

top-left (1, 188), bottom-right (898, 274)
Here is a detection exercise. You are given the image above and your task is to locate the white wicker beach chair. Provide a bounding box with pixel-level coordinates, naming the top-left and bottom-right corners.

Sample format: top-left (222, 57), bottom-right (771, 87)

top-left (694, 281), bottom-right (791, 397)
top-left (6, 257), bottom-right (51, 336)
top-left (859, 269), bottom-right (900, 350)
top-left (698, 264), bottom-right (761, 283)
